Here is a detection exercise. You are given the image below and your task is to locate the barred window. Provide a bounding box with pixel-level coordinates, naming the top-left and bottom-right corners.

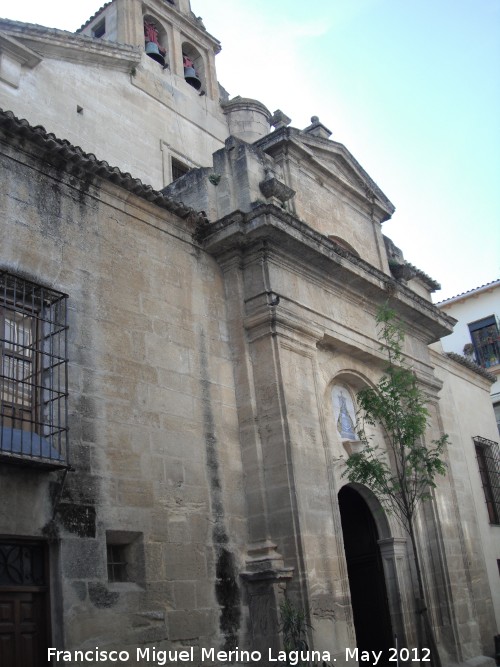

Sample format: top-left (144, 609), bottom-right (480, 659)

top-left (171, 157), bottom-right (190, 181)
top-left (107, 544), bottom-right (128, 583)
top-left (106, 531), bottom-right (144, 586)
top-left (0, 271), bottom-right (68, 468)
top-left (0, 540), bottom-right (46, 586)
top-left (474, 436), bottom-right (500, 525)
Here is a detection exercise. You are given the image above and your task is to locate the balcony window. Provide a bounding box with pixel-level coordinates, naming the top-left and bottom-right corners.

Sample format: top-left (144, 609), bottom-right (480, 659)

top-left (0, 271), bottom-right (68, 468)
top-left (468, 315), bottom-right (500, 368)
top-left (474, 436), bottom-right (500, 525)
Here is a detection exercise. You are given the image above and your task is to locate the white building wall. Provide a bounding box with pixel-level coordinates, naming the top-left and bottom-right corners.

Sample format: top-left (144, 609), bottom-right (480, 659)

top-left (439, 282), bottom-right (500, 407)
top-left (431, 350), bottom-right (500, 632)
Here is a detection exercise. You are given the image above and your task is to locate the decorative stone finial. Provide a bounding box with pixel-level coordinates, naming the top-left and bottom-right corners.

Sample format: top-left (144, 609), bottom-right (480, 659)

top-left (303, 115), bottom-right (332, 140)
top-left (270, 109), bottom-right (292, 130)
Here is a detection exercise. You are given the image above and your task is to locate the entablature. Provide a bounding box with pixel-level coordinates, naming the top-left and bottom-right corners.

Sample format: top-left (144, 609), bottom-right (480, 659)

top-left (199, 203), bottom-right (455, 346)
top-left (0, 29), bottom-right (42, 87)
top-left (0, 21), bottom-right (141, 71)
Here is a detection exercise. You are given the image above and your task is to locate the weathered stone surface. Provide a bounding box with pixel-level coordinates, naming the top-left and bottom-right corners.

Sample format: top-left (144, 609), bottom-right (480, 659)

top-left (0, 1), bottom-right (498, 665)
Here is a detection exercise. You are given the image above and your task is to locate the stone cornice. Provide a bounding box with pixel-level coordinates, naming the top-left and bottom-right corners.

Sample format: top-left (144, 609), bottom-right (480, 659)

top-left (0, 20), bottom-right (141, 71)
top-left (243, 302), bottom-right (324, 347)
top-left (0, 108), bottom-right (206, 224)
top-left (0, 30), bottom-right (42, 67)
top-left (198, 204), bottom-right (455, 342)
top-left (240, 541), bottom-right (294, 582)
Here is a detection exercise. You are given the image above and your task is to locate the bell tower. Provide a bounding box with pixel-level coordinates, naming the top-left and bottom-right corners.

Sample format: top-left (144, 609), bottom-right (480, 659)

top-left (78, 0), bottom-right (221, 100)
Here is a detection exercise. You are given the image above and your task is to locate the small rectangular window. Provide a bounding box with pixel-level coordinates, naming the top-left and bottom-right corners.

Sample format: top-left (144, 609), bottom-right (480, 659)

top-left (106, 531), bottom-right (144, 585)
top-left (92, 19), bottom-right (106, 39)
top-left (107, 544), bottom-right (128, 583)
top-left (474, 436), bottom-right (500, 525)
top-left (171, 158), bottom-right (190, 181)
top-left (0, 271), bottom-right (68, 467)
top-left (494, 403), bottom-right (500, 436)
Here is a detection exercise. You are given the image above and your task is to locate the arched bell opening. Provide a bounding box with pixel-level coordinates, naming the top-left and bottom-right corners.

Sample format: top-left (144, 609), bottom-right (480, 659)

top-left (181, 42), bottom-right (204, 91)
top-left (338, 484), bottom-right (394, 653)
top-left (143, 15), bottom-right (168, 68)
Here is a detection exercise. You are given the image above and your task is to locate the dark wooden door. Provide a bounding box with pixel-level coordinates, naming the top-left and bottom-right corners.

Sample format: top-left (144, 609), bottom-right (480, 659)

top-left (0, 541), bottom-right (49, 667)
top-left (339, 486), bottom-right (393, 653)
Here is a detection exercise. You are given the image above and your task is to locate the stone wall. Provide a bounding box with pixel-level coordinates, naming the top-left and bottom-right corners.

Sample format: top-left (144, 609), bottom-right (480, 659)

top-left (0, 29), bottom-right (227, 190)
top-left (0, 128), bottom-right (247, 657)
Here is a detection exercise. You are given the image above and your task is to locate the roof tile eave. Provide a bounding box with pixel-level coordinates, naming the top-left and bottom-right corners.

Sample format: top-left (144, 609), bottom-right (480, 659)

top-left (445, 352), bottom-right (497, 383)
top-left (75, 1), bottom-right (113, 32)
top-left (436, 278), bottom-right (500, 306)
top-left (0, 108), bottom-right (206, 225)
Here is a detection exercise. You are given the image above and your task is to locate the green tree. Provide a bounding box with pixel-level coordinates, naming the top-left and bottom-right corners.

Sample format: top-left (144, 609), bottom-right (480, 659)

top-left (342, 304), bottom-right (447, 667)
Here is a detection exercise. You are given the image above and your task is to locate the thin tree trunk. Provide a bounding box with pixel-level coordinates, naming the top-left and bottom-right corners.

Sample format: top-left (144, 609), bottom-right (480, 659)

top-left (408, 521), bottom-right (442, 667)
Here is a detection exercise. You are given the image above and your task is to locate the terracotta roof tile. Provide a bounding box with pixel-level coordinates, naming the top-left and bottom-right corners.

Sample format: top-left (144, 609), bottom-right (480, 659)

top-left (436, 279), bottom-right (500, 305)
top-left (0, 108), bottom-right (206, 223)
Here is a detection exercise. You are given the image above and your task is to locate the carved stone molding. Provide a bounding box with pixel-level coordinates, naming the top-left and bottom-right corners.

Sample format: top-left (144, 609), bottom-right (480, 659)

top-left (259, 176), bottom-right (295, 204)
top-left (240, 541), bottom-right (293, 583)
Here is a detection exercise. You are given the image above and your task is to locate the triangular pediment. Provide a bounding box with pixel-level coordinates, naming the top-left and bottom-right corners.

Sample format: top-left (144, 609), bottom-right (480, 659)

top-left (257, 127), bottom-right (395, 221)
top-left (304, 139), bottom-right (366, 191)
top-left (296, 131), bottom-right (394, 215)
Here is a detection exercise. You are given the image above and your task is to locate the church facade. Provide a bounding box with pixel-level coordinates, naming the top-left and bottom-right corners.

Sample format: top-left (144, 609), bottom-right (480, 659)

top-left (0, 1), bottom-right (498, 665)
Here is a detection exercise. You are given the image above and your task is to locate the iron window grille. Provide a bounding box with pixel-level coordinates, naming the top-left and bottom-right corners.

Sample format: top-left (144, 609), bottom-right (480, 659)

top-left (474, 436), bottom-right (500, 525)
top-left (107, 544), bottom-right (128, 583)
top-left (0, 540), bottom-right (46, 586)
top-left (171, 158), bottom-right (190, 181)
top-left (0, 270), bottom-right (69, 468)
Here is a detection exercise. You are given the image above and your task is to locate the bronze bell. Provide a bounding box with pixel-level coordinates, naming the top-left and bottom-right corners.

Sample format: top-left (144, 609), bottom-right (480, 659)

top-left (184, 66), bottom-right (201, 90)
top-left (145, 41), bottom-right (165, 66)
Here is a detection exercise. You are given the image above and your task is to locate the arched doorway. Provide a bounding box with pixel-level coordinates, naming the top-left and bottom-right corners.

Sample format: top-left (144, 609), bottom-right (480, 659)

top-left (339, 485), bottom-right (393, 653)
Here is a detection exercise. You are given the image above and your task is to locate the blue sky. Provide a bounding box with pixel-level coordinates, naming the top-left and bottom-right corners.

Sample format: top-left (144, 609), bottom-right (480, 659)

top-left (1, 0), bottom-right (498, 300)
